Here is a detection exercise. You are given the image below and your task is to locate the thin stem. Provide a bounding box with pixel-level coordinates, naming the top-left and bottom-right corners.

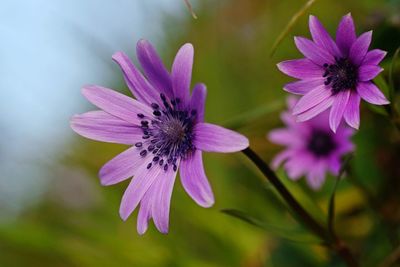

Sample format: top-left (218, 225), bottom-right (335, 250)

top-left (242, 147), bottom-right (359, 267)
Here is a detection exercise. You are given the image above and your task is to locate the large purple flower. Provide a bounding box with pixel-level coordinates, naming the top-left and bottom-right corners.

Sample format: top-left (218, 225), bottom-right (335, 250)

top-left (70, 40), bottom-right (249, 234)
top-left (268, 97), bottom-right (354, 189)
top-left (277, 14), bottom-right (389, 132)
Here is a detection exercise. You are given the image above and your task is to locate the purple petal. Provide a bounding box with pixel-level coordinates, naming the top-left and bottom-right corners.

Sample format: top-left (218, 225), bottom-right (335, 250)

top-left (271, 150), bottom-right (293, 169)
top-left (171, 43), bottom-right (193, 104)
top-left (190, 83), bottom-right (207, 122)
top-left (329, 90), bottom-right (350, 133)
top-left (296, 97), bottom-right (334, 122)
top-left (277, 59), bottom-right (323, 79)
top-left (343, 91), bottom-right (361, 129)
top-left (306, 161), bottom-right (326, 190)
top-left (285, 153), bottom-right (313, 180)
top-left (363, 49), bottom-right (387, 65)
top-left (349, 31), bottom-right (372, 66)
top-left (136, 39), bottom-right (173, 98)
top-left (82, 85), bottom-right (153, 124)
top-left (137, 182), bottom-right (157, 235)
top-left (309, 15), bottom-right (341, 57)
top-left (268, 129), bottom-right (300, 146)
top-left (193, 123), bottom-right (249, 153)
top-left (292, 85), bottom-right (331, 115)
top-left (283, 78), bottom-right (324, 95)
top-left (336, 13), bottom-right (356, 56)
top-left (358, 65), bottom-right (383, 81)
top-left (152, 164), bottom-right (178, 234)
top-left (294, 37), bottom-right (335, 65)
top-left (112, 52), bottom-right (160, 105)
top-left (180, 150), bottom-right (214, 208)
top-left (99, 146), bottom-right (144, 186)
top-left (119, 164), bottom-right (161, 221)
top-left (357, 82), bottom-right (390, 105)
top-left (70, 111), bottom-right (141, 145)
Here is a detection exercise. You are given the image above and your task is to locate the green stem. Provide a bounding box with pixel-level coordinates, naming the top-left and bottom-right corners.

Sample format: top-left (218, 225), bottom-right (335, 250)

top-left (242, 147), bottom-right (359, 267)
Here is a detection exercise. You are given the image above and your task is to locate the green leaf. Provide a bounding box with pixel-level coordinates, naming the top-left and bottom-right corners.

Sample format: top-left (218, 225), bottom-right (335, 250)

top-left (221, 209), bottom-right (321, 244)
top-left (270, 0), bottom-right (319, 57)
top-left (222, 100), bottom-right (284, 129)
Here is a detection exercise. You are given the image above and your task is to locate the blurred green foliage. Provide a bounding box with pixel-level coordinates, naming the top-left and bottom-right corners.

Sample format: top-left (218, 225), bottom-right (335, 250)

top-left (1, 0), bottom-right (400, 266)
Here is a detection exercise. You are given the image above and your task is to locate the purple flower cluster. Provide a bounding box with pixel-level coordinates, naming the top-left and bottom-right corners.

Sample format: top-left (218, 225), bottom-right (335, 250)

top-left (71, 40), bottom-right (248, 234)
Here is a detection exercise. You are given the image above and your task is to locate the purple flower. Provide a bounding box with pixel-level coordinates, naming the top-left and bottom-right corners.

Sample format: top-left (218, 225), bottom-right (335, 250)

top-left (277, 14), bottom-right (389, 132)
top-left (70, 40), bottom-right (249, 234)
top-left (268, 97), bottom-right (354, 189)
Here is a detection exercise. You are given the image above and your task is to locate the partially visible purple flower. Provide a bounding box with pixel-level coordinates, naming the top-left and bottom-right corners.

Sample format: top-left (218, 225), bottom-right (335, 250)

top-left (268, 97), bottom-right (354, 190)
top-left (70, 40), bottom-right (249, 234)
top-left (277, 13), bottom-right (389, 132)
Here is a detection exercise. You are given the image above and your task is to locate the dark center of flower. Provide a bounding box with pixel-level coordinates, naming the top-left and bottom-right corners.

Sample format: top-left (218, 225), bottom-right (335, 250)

top-left (307, 130), bottom-right (336, 157)
top-left (135, 94), bottom-right (196, 172)
top-left (323, 58), bottom-right (358, 95)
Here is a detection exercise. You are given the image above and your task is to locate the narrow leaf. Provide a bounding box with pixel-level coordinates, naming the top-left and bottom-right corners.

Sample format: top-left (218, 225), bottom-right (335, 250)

top-left (270, 0), bottom-right (319, 57)
top-left (222, 209), bottom-right (321, 244)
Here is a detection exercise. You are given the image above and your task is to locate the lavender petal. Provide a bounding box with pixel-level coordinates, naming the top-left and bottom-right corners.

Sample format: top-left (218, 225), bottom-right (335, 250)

top-left (70, 111), bottom-right (142, 145)
top-left (357, 82), bottom-right (390, 105)
top-left (190, 83), bottom-right (207, 122)
top-left (112, 51), bottom-right (161, 105)
top-left (99, 146), bottom-right (145, 186)
top-left (180, 150), bottom-right (214, 208)
top-left (294, 36), bottom-right (335, 65)
top-left (193, 123), bottom-right (249, 153)
top-left (343, 91), bottom-right (361, 129)
top-left (82, 85), bottom-right (153, 124)
top-left (358, 65), bottom-right (383, 81)
top-left (171, 43), bottom-right (193, 104)
top-left (309, 15), bottom-right (341, 57)
top-left (136, 39), bottom-right (173, 98)
top-left (336, 13), bottom-right (356, 56)
top-left (329, 90), bottom-right (350, 133)
top-left (349, 31), bottom-right (372, 66)
top-left (152, 164), bottom-right (178, 234)
top-left (119, 164), bottom-right (161, 221)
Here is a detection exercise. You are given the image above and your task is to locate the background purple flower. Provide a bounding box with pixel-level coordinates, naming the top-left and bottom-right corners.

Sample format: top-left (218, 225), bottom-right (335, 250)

top-left (277, 13), bottom-right (389, 132)
top-left (268, 97), bottom-right (354, 190)
top-left (70, 40), bottom-right (249, 234)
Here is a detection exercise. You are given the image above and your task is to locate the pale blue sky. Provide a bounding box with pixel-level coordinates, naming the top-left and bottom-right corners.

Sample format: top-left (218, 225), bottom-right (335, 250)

top-left (0, 0), bottom-right (188, 218)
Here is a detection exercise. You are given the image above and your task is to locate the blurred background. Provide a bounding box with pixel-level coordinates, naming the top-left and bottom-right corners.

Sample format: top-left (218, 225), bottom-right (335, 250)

top-left (1, 0), bottom-right (400, 266)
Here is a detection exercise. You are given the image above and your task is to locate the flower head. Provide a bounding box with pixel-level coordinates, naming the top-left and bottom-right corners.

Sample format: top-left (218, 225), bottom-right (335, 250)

top-left (70, 40), bottom-right (249, 234)
top-left (268, 97), bottom-right (354, 189)
top-left (277, 14), bottom-right (389, 132)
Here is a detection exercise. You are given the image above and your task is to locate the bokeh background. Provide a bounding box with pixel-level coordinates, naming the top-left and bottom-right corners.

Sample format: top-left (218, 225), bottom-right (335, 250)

top-left (1, 0), bottom-right (400, 266)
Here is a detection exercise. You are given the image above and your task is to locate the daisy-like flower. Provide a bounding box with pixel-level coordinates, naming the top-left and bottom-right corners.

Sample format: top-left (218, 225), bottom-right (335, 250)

top-left (70, 40), bottom-right (249, 234)
top-left (277, 13), bottom-right (389, 132)
top-left (268, 97), bottom-right (354, 189)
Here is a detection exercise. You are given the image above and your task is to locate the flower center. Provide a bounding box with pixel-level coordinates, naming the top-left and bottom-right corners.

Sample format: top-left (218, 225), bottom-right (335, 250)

top-left (323, 58), bottom-right (358, 95)
top-left (307, 130), bottom-right (336, 157)
top-left (135, 94), bottom-right (196, 172)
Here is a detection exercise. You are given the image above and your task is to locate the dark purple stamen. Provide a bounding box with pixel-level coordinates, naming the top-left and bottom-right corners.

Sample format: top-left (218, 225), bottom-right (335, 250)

top-left (135, 142), bottom-right (142, 148)
top-left (323, 58), bottom-right (358, 95)
top-left (308, 130), bottom-right (336, 157)
top-left (136, 94), bottom-right (197, 172)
